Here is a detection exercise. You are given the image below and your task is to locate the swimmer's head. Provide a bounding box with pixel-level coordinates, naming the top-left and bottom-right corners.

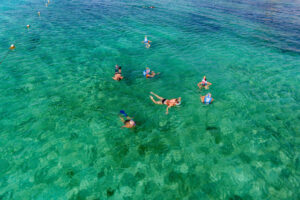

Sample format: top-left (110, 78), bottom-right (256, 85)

top-left (38, 11), bottom-right (40, 16)
top-left (129, 120), bottom-right (135, 126)
top-left (203, 76), bottom-right (206, 81)
top-left (9, 44), bottom-right (15, 50)
top-left (27, 24), bottom-right (30, 28)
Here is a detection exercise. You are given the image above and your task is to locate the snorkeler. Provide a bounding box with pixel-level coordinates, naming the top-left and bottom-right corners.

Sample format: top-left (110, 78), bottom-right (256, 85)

top-left (142, 6), bottom-right (155, 8)
top-left (141, 36), bottom-right (152, 48)
top-left (119, 110), bottom-right (136, 128)
top-left (198, 76), bottom-right (212, 89)
top-left (201, 93), bottom-right (214, 104)
top-left (149, 92), bottom-right (181, 114)
top-left (143, 67), bottom-right (159, 78)
top-left (112, 65), bottom-right (123, 81)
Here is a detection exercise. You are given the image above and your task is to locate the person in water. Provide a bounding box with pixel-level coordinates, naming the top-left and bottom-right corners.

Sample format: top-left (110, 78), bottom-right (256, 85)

top-left (198, 76), bottom-right (212, 89)
top-left (142, 36), bottom-right (152, 48)
top-left (119, 111), bottom-right (136, 128)
top-left (201, 93), bottom-right (214, 104)
top-left (112, 65), bottom-right (123, 81)
top-left (143, 67), bottom-right (159, 78)
top-left (143, 6), bottom-right (155, 8)
top-left (149, 92), bottom-right (181, 114)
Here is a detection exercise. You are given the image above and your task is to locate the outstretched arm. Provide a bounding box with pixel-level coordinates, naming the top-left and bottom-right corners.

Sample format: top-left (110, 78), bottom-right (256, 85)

top-left (200, 96), bottom-right (205, 103)
top-left (148, 72), bottom-right (156, 78)
top-left (166, 106), bottom-right (171, 114)
top-left (197, 82), bottom-right (202, 88)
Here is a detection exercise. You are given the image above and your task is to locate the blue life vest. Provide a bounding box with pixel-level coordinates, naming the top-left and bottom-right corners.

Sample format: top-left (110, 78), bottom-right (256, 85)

top-left (143, 69), bottom-right (151, 77)
top-left (204, 94), bottom-right (212, 104)
top-left (143, 70), bottom-right (147, 76)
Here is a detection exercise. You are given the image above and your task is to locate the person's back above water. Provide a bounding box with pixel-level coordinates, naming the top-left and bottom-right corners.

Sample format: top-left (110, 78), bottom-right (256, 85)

top-left (112, 65), bottom-right (123, 81)
top-left (198, 76), bottom-right (212, 90)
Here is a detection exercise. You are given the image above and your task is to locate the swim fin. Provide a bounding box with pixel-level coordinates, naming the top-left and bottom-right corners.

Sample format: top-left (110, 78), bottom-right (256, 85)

top-left (120, 110), bottom-right (128, 117)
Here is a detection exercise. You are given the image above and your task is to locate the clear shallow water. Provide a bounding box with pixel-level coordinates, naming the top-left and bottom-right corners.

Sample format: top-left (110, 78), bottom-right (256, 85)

top-left (0, 0), bottom-right (299, 199)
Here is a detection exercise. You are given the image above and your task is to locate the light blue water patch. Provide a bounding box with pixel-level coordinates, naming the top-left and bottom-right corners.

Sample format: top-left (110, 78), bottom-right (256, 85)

top-left (0, 0), bottom-right (299, 199)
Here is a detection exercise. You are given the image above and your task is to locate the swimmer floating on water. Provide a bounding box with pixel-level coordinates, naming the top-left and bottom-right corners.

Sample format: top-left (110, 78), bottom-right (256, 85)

top-left (119, 110), bottom-right (136, 128)
top-left (201, 93), bottom-right (214, 104)
top-left (198, 76), bottom-right (212, 90)
top-left (112, 65), bottom-right (123, 81)
top-left (143, 67), bottom-right (159, 78)
top-left (142, 36), bottom-right (152, 48)
top-left (149, 92), bottom-right (181, 114)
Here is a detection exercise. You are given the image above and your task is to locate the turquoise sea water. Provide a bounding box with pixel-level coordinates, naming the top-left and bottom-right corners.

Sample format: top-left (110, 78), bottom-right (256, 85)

top-left (0, 0), bottom-right (300, 199)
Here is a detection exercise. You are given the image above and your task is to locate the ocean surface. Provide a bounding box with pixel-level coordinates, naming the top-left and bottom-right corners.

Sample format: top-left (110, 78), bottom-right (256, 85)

top-left (0, 0), bottom-right (299, 199)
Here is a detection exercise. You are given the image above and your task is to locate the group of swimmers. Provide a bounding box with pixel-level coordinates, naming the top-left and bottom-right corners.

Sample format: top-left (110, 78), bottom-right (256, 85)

top-left (114, 36), bottom-right (215, 128)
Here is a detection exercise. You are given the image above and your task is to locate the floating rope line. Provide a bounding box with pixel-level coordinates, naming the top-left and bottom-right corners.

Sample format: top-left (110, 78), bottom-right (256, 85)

top-left (0, 50), bottom-right (11, 65)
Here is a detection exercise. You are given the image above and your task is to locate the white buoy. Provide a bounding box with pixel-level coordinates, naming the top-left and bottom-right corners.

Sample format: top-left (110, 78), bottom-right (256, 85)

top-left (9, 44), bottom-right (15, 50)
